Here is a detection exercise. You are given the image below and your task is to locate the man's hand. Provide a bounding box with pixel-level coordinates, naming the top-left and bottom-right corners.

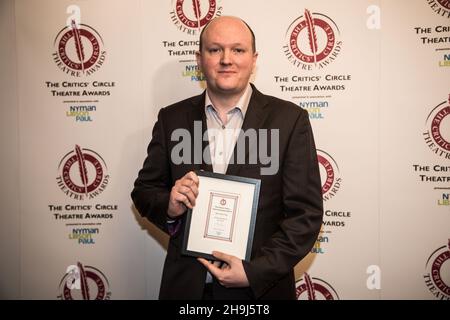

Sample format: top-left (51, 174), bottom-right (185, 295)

top-left (198, 251), bottom-right (249, 288)
top-left (167, 171), bottom-right (199, 218)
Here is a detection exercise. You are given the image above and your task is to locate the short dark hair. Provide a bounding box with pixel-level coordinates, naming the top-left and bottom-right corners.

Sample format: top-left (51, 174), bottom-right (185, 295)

top-left (199, 17), bottom-right (256, 53)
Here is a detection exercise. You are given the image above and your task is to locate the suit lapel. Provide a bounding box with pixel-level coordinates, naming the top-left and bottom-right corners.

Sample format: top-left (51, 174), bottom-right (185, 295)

top-left (187, 92), bottom-right (213, 173)
top-left (226, 85), bottom-right (269, 177)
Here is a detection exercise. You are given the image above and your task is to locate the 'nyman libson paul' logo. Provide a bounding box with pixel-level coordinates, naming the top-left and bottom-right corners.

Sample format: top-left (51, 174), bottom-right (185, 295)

top-left (423, 240), bottom-right (450, 300)
top-left (56, 145), bottom-right (109, 200)
top-left (317, 149), bottom-right (342, 201)
top-left (296, 273), bottom-right (339, 300)
top-left (170, 0), bottom-right (222, 35)
top-left (57, 262), bottom-right (111, 300)
top-left (423, 95), bottom-right (450, 159)
top-left (53, 20), bottom-right (106, 77)
top-left (284, 9), bottom-right (342, 70)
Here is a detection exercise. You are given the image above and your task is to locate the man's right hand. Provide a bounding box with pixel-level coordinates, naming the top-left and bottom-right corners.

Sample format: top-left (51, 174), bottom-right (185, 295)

top-left (167, 171), bottom-right (199, 218)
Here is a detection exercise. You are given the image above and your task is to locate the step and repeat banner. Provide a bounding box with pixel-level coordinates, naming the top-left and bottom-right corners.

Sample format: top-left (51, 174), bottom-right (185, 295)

top-left (8, 0), bottom-right (449, 299)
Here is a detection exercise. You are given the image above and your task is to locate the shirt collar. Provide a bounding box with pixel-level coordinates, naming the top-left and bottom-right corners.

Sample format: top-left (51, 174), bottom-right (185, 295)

top-left (204, 84), bottom-right (253, 118)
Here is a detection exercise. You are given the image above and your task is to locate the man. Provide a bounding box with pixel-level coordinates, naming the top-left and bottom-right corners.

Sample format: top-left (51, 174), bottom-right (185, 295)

top-left (131, 16), bottom-right (323, 300)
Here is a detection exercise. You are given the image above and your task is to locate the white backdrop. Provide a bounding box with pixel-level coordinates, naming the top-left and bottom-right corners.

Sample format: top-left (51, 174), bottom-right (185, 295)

top-left (0, 0), bottom-right (449, 300)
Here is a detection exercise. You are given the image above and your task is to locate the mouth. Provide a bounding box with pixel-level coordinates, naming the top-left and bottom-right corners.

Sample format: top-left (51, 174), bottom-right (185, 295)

top-left (218, 70), bottom-right (237, 76)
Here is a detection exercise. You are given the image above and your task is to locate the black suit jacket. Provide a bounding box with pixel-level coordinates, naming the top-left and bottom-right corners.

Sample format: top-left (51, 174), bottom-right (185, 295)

top-left (131, 84), bottom-right (323, 300)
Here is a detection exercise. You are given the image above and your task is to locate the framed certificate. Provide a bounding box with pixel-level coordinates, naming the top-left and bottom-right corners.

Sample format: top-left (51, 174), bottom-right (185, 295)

top-left (182, 171), bottom-right (261, 262)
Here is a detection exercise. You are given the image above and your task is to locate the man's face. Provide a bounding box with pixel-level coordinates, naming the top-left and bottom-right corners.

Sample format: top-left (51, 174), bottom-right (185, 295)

top-left (196, 17), bottom-right (258, 97)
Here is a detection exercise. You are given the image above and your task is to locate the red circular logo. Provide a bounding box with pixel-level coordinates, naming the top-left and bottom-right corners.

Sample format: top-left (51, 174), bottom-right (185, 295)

top-left (424, 241), bottom-right (450, 299)
top-left (317, 154), bottom-right (334, 194)
top-left (58, 262), bottom-right (111, 300)
top-left (437, 0), bottom-right (450, 10)
top-left (424, 99), bottom-right (450, 159)
top-left (171, 0), bottom-right (222, 34)
top-left (284, 9), bottom-right (342, 69)
top-left (317, 149), bottom-right (342, 201)
top-left (220, 199), bottom-right (226, 206)
top-left (57, 145), bottom-right (109, 200)
top-left (296, 273), bottom-right (339, 300)
top-left (53, 21), bottom-right (106, 76)
top-left (430, 251), bottom-right (450, 296)
top-left (289, 17), bottom-right (335, 63)
top-left (62, 153), bottom-right (103, 194)
top-left (431, 106), bottom-right (450, 151)
top-left (176, 0), bottom-right (217, 28)
top-left (58, 28), bottom-right (100, 70)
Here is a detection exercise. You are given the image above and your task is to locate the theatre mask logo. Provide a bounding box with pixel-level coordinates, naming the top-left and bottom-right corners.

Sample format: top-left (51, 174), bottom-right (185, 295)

top-left (295, 273), bottom-right (339, 300)
top-left (57, 262), bottom-right (111, 300)
top-left (170, 0), bottom-right (222, 35)
top-left (52, 20), bottom-right (106, 77)
top-left (423, 95), bottom-right (450, 160)
top-left (284, 9), bottom-right (342, 70)
top-left (423, 240), bottom-right (450, 300)
top-left (56, 145), bottom-right (110, 200)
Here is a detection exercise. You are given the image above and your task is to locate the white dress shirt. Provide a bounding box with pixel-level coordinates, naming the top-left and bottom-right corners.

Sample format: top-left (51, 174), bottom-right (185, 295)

top-left (204, 84), bottom-right (253, 174)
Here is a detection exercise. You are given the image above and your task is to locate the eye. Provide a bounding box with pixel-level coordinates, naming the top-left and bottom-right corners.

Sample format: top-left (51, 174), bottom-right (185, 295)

top-left (208, 48), bottom-right (221, 54)
top-left (233, 48), bottom-right (246, 54)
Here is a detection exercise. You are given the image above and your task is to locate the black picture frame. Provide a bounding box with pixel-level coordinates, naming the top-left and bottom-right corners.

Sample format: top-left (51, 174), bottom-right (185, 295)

top-left (181, 170), bottom-right (261, 262)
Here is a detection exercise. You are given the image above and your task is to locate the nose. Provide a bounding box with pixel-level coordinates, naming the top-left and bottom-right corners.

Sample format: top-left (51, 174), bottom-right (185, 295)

top-left (220, 49), bottom-right (232, 65)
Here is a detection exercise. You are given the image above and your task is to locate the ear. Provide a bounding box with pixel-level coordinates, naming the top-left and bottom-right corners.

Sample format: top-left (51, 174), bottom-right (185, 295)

top-left (252, 52), bottom-right (258, 71)
top-left (195, 51), bottom-right (202, 71)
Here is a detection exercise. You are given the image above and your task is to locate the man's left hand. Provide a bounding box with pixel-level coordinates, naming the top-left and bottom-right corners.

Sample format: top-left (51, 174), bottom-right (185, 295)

top-left (198, 251), bottom-right (249, 288)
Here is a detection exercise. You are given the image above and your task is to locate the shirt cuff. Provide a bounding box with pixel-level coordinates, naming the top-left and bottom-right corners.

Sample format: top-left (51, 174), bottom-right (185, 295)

top-left (167, 217), bottom-right (181, 236)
